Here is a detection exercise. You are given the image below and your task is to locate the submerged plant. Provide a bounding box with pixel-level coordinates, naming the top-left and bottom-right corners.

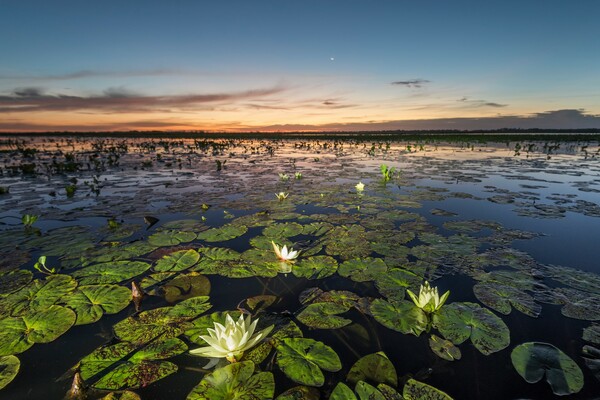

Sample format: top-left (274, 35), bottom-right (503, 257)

top-left (272, 241), bottom-right (300, 262)
top-left (406, 281), bottom-right (449, 313)
top-left (355, 181), bottom-right (365, 192)
top-left (380, 164), bottom-right (396, 182)
top-left (34, 255), bottom-right (56, 274)
top-left (21, 214), bottom-right (39, 227)
top-left (189, 313), bottom-right (273, 363)
top-left (275, 192), bottom-right (289, 201)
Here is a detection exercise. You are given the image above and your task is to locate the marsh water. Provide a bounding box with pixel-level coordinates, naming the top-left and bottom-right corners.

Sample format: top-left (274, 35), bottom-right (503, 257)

top-left (1, 134), bottom-right (600, 399)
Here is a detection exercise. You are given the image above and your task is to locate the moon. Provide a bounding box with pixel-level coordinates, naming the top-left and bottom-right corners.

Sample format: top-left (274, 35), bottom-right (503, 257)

top-left (330, 57), bottom-right (335, 61)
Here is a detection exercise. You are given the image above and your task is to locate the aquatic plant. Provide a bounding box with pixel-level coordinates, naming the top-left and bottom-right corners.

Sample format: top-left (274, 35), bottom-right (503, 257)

top-left (279, 173), bottom-right (290, 181)
top-left (406, 281), bottom-right (449, 313)
top-left (295, 172), bottom-right (302, 179)
top-left (380, 164), bottom-right (396, 181)
top-left (272, 241), bottom-right (300, 262)
top-left (355, 181), bottom-right (365, 192)
top-left (21, 214), bottom-right (38, 227)
top-left (189, 313), bottom-right (273, 362)
top-left (0, 186), bottom-right (8, 195)
top-left (275, 192), bottom-right (289, 201)
top-left (65, 184), bottom-right (77, 198)
top-left (33, 255), bottom-right (56, 274)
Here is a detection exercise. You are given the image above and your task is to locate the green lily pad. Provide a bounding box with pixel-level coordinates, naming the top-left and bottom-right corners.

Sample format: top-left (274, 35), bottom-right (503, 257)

top-left (195, 247), bottom-right (278, 278)
top-left (159, 272), bottom-right (211, 303)
top-left (243, 321), bottom-right (303, 365)
top-left (370, 299), bottom-right (428, 336)
top-left (148, 230), bottom-right (197, 247)
top-left (338, 258), bottom-right (387, 282)
top-left (297, 302), bottom-right (352, 329)
top-left (583, 323), bottom-right (600, 345)
top-left (0, 274), bottom-right (77, 317)
top-left (559, 288), bottom-right (600, 321)
top-left (403, 378), bottom-right (453, 399)
top-left (511, 342), bottom-right (583, 395)
top-left (80, 337), bottom-right (187, 390)
top-left (473, 283), bottom-right (541, 317)
top-left (324, 225), bottom-right (371, 260)
top-left (0, 355), bottom-right (20, 390)
top-left (197, 224), bottom-right (248, 242)
top-left (293, 256), bottom-right (338, 279)
top-left (187, 361), bottom-right (274, 400)
top-left (64, 285), bottom-right (132, 325)
top-left (374, 268), bottom-right (423, 302)
top-left (99, 391), bottom-right (141, 400)
top-left (275, 385), bottom-right (320, 400)
top-left (301, 222), bottom-right (333, 237)
top-left (582, 345), bottom-right (600, 382)
top-left (429, 334), bottom-right (461, 361)
top-left (238, 295), bottom-right (277, 314)
top-left (72, 261), bottom-right (151, 285)
top-left (114, 298), bottom-right (211, 345)
top-left (299, 288), bottom-right (361, 308)
top-left (330, 382), bottom-right (357, 400)
top-left (275, 338), bottom-right (342, 387)
top-left (154, 249), bottom-right (200, 272)
top-left (433, 302), bottom-right (510, 355)
top-left (263, 222), bottom-right (304, 238)
top-left (0, 270), bottom-right (32, 295)
top-left (347, 351), bottom-right (397, 387)
top-left (0, 305), bottom-right (76, 355)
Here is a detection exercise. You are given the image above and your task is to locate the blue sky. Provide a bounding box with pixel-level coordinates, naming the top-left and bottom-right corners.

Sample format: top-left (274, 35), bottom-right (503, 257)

top-left (1, 0), bottom-right (599, 131)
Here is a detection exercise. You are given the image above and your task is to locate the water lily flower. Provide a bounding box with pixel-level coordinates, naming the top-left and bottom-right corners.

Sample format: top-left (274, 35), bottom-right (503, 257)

top-left (275, 192), bottom-right (289, 200)
top-left (189, 313), bottom-right (273, 363)
top-left (406, 281), bottom-right (449, 313)
top-left (279, 173), bottom-right (289, 181)
top-left (272, 241), bottom-right (299, 261)
top-left (295, 172), bottom-right (302, 179)
top-left (355, 181), bottom-right (365, 192)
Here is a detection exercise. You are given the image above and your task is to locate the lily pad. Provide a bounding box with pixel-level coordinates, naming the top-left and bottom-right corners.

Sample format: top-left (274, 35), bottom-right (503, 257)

top-left (583, 344), bottom-right (600, 382)
top-left (346, 351), bottom-right (397, 387)
top-left (100, 391), bottom-right (141, 400)
top-left (374, 268), bottom-right (423, 302)
top-left (403, 378), bottom-right (453, 400)
top-left (297, 302), bottom-right (352, 329)
top-left (275, 385), bottom-right (320, 400)
top-left (324, 225), bottom-right (371, 260)
top-left (370, 299), bottom-right (428, 337)
top-left (187, 361), bottom-right (274, 400)
top-left (197, 224), bottom-right (247, 242)
top-left (511, 342), bottom-right (583, 395)
top-left (0, 270), bottom-right (32, 295)
top-left (433, 302), bottom-right (510, 355)
top-left (275, 337), bottom-right (342, 387)
top-left (0, 274), bottom-right (77, 317)
top-left (263, 222), bottom-right (304, 238)
top-left (148, 230), bottom-right (197, 247)
top-left (0, 355), bottom-right (20, 390)
top-left (159, 272), bottom-right (211, 303)
top-left (72, 261), bottom-right (151, 285)
top-left (293, 256), bottom-right (338, 279)
top-left (0, 305), bottom-right (76, 355)
top-left (64, 285), bottom-right (132, 325)
top-left (154, 249), bottom-right (200, 272)
top-left (583, 323), bottom-right (600, 345)
top-left (80, 337), bottom-right (187, 390)
top-left (473, 283), bottom-right (541, 317)
top-left (429, 334), bottom-right (461, 361)
top-left (338, 258), bottom-right (387, 282)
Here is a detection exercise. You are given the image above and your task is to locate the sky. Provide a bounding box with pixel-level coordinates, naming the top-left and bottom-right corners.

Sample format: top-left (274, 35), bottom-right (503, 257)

top-left (1, 0), bottom-right (600, 132)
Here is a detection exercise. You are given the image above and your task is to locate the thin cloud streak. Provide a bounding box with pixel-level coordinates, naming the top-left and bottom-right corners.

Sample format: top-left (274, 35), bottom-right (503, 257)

top-left (391, 79), bottom-right (430, 88)
top-left (0, 85), bottom-right (287, 113)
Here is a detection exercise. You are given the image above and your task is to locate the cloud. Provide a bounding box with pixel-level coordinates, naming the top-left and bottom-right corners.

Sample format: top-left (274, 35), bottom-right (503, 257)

top-left (0, 85), bottom-right (287, 114)
top-left (458, 97), bottom-right (507, 108)
top-left (246, 109), bottom-right (600, 132)
top-left (0, 69), bottom-right (181, 81)
top-left (391, 79), bottom-right (430, 88)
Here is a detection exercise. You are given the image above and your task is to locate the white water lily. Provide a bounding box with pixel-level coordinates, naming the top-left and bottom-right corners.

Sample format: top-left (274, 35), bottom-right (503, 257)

top-left (279, 173), bottom-right (289, 181)
top-left (272, 241), bottom-right (299, 262)
top-left (275, 192), bottom-right (289, 200)
top-left (189, 313), bottom-right (273, 363)
top-left (406, 281), bottom-right (450, 313)
top-left (355, 181), bottom-right (365, 192)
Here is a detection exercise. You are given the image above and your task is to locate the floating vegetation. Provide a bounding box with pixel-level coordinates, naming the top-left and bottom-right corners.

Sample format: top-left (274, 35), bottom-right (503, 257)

top-left (0, 135), bottom-right (599, 398)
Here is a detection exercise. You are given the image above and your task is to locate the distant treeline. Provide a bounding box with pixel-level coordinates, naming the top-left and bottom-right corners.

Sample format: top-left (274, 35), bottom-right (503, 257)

top-left (1, 128), bottom-right (600, 142)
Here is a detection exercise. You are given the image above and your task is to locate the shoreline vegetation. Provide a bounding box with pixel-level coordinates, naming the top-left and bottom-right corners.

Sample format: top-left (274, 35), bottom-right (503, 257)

top-left (1, 129), bottom-right (600, 142)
